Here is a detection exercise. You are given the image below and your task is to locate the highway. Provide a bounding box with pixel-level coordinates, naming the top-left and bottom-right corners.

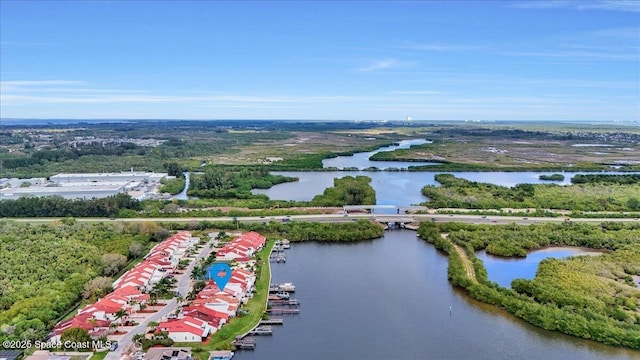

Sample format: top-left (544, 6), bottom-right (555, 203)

top-left (10, 213), bottom-right (640, 226)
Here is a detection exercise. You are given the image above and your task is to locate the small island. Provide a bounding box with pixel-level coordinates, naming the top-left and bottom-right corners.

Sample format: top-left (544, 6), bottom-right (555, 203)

top-left (539, 174), bottom-right (565, 181)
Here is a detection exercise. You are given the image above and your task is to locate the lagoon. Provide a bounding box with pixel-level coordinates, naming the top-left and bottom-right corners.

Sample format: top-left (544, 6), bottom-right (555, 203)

top-left (252, 170), bottom-right (623, 205)
top-left (476, 247), bottom-right (606, 288)
top-left (322, 139), bottom-right (437, 169)
top-left (234, 231), bottom-right (637, 360)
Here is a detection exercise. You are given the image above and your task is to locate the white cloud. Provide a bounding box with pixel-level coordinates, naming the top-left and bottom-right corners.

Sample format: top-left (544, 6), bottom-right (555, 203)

top-left (0, 80), bottom-right (371, 106)
top-left (509, 1), bottom-right (640, 12)
top-left (355, 59), bottom-right (414, 72)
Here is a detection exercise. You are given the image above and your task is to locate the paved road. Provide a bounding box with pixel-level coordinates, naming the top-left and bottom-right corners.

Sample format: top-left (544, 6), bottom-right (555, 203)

top-left (104, 298), bottom-right (176, 360)
top-left (12, 213), bottom-right (640, 226)
top-left (105, 233), bottom-right (218, 360)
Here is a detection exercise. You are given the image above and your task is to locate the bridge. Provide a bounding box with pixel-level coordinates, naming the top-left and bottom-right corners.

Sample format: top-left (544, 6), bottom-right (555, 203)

top-left (343, 205), bottom-right (427, 214)
top-left (373, 215), bottom-right (416, 229)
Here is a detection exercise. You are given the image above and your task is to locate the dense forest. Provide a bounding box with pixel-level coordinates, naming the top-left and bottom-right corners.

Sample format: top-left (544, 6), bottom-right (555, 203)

top-left (0, 193), bottom-right (140, 218)
top-left (188, 167), bottom-right (297, 199)
top-left (159, 219), bottom-right (385, 242)
top-left (417, 221), bottom-right (640, 349)
top-left (571, 174), bottom-right (640, 185)
top-left (310, 176), bottom-right (376, 206)
top-left (421, 174), bottom-right (640, 211)
top-left (0, 221), bottom-right (160, 344)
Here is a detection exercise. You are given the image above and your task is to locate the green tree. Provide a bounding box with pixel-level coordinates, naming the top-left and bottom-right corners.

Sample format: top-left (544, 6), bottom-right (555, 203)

top-left (163, 161), bottom-right (184, 178)
top-left (114, 309), bottom-right (128, 326)
top-left (60, 327), bottom-right (91, 350)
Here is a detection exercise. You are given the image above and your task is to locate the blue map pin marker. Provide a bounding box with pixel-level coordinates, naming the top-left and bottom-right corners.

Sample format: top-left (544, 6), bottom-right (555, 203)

top-left (209, 263), bottom-right (232, 291)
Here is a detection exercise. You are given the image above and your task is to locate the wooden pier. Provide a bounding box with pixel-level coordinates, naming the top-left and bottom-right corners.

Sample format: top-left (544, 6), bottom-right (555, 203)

top-left (248, 325), bottom-right (273, 335)
top-left (267, 308), bottom-right (300, 314)
top-left (269, 283), bottom-right (295, 292)
top-left (232, 338), bottom-right (256, 350)
top-left (260, 318), bottom-right (284, 325)
top-left (268, 299), bottom-right (300, 306)
top-left (269, 254), bottom-right (286, 263)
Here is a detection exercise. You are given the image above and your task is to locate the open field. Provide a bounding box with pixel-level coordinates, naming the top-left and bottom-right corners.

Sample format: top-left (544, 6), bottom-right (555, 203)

top-left (368, 123), bottom-right (640, 170)
top-left (3, 121), bottom-right (639, 178)
top-left (207, 131), bottom-right (394, 166)
top-left (377, 138), bottom-right (639, 168)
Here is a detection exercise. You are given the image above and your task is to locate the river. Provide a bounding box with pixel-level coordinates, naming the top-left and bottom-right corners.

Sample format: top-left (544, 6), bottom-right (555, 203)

top-left (251, 170), bottom-right (626, 205)
top-left (253, 139), bottom-right (630, 204)
top-left (173, 172), bottom-right (190, 200)
top-left (322, 138), bottom-right (437, 169)
top-left (244, 140), bottom-right (639, 358)
top-left (234, 231), bottom-right (638, 360)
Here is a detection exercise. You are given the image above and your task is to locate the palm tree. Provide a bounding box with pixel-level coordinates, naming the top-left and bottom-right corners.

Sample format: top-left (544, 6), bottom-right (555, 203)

top-left (109, 322), bottom-right (118, 334)
top-left (147, 321), bottom-right (159, 333)
top-left (114, 309), bottom-right (128, 326)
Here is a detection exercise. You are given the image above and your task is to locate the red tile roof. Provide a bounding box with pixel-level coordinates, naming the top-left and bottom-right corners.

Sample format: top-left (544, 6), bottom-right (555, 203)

top-left (157, 316), bottom-right (208, 337)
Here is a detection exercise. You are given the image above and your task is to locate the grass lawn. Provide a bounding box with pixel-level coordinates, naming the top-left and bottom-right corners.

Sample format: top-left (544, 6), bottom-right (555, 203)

top-left (91, 351), bottom-right (108, 360)
top-left (175, 239), bottom-right (275, 360)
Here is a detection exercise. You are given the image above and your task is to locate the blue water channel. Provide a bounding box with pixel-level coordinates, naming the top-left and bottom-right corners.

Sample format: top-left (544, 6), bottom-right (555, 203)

top-left (476, 247), bottom-right (607, 288)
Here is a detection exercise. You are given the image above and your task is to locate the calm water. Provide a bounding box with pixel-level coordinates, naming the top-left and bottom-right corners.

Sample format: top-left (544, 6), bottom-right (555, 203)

top-left (173, 172), bottom-right (190, 200)
top-left (234, 231), bottom-right (638, 360)
top-left (476, 247), bottom-right (606, 288)
top-left (252, 170), bottom-right (624, 205)
top-left (322, 139), bottom-right (437, 169)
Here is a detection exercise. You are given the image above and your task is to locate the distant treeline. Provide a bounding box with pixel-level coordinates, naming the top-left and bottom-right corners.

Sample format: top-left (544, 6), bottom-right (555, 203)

top-left (0, 193), bottom-right (140, 217)
top-left (1, 143), bottom-right (145, 170)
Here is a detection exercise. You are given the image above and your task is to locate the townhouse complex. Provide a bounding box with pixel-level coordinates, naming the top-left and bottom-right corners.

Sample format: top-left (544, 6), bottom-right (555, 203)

top-left (50, 232), bottom-right (197, 342)
top-left (156, 232), bottom-right (265, 343)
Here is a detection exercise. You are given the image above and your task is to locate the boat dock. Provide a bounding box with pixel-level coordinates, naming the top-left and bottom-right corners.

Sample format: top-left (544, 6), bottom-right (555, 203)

top-left (267, 308), bottom-right (300, 314)
top-left (260, 318), bottom-right (284, 325)
top-left (232, 338), bottom-right (256, 350)
top-left (269, 282), bottom-right (296, 292)
top-left (248, 325), bottom-right (273, 335)
top-left (268, 299), bottom-right (300, 306)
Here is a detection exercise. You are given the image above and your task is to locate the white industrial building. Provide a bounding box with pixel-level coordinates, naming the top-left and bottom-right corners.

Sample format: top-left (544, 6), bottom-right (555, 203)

top-left (50, 172), bottom-right (160, 184)
top-left (0, 172), bottom-right (169, 200)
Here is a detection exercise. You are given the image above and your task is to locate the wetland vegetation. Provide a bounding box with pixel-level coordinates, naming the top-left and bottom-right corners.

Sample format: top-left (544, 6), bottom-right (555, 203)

top-left (418, 221), bottom-right (640, 349)
top-left (2, 120), bottom-right (639, 351)
top-left (422, 174), bottom-right (640, 212)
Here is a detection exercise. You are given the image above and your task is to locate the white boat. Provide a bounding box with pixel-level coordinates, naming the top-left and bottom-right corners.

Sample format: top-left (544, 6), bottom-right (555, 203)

top-left (276, 292), bottom-right (290, 299)
top-left (278, 282), bottom-right (295, 291)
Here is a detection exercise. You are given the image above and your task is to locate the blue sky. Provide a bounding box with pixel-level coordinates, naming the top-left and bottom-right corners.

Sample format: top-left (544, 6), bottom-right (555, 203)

top-left (1, 0), bottom-right (638, 121)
